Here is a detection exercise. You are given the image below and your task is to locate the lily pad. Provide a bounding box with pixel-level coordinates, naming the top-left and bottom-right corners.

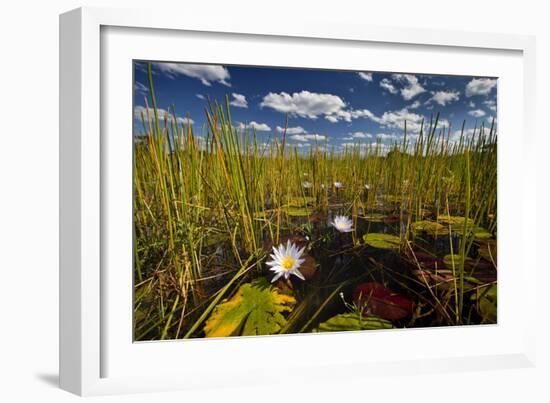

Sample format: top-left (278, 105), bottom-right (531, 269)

top-left (472, 226), bottom-right (493, 240)
top-left (363, 233), bottom-right (401, 250)
top-left (437, 214), bottom-right (474, 226)
top-left (471, 284), bottom-right (497, 323)
top-left (411, 220), bottom-right (450, 236)
top-left (361, 213), bottom-right (386, 222)
top-left (352, 282), bottom-right (415, 320)
top-left (443, 254), bottom-right (476, 269)
top-left (284, 206), bottom-right (312, 217)
top-left (315, 312), bottom-right (393, 332)
top-left (204, 279), bottom-right (296, 337)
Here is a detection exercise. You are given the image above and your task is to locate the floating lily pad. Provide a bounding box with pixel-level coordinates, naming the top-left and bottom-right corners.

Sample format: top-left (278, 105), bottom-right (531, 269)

top-left (411, 220), bottom-right (450, 236)
top-left (437, 214), bottom-right (474, 226)
top-left (314, 312), bottom-right (393, 332)
top-left (204, 279), bottom-right (296, 337)
top-left (363, 233), bottom-right (401, 250)
top-left (471, 284), bottom-right (497, 323)
top-left (284, 206), bottom-right (312, 217)
top-left (352, 282), bottom-right (414, 320)
top-left (472, 226), bottom-right (493, 240)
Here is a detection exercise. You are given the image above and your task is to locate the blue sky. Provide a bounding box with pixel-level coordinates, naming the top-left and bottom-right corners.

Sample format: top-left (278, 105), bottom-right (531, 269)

top-left (133, 61), bottom-right (497, 152)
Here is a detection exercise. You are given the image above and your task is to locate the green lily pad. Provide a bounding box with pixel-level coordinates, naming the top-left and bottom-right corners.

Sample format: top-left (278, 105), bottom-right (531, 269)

top-left (472, 226), bottom-right (493, 240)
top-left (437, 215), bottom-right (474, 226)
top-left (284, 206), bottom-right (312, 217)
top-left (411, 220), bottom-right (450, 236)
top-left (363, 233), bottom-right (401, 250)
top-left (314, 312), bottom-right (393, 332)
top-left (471, 284), bottom-right (497, 323)
top-left (204, 279), bottom-right (296, 337)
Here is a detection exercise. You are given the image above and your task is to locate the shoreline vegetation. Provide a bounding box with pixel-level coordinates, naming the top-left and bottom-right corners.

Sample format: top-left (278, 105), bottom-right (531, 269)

top-left (133, 63), bottom-right (497, 341)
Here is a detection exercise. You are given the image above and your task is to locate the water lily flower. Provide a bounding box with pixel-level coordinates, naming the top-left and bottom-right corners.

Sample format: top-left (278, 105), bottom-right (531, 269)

top-left (334, 181), bottom-right (343, 189)
top-left (331, 215), bottom-right (353, 233)
top-left (267, 240), bottom-right (306, 283)
top-left (302, 181), bottom-right (312, 189)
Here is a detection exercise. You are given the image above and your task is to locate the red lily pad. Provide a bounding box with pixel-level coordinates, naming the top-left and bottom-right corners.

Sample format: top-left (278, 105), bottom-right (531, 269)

top-left (352, 282), bottom-right (415, 321)
top-left (405, 250), bottom-right (444, 269)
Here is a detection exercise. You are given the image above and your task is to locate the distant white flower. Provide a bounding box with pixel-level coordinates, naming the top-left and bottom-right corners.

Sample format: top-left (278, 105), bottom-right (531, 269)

top-left (267, 240), bottom-right (306, 283)
top-left (303, 172), bottom-right (309, 177)
top-left (365, 184), bottom-right (371, 190)
top-left (302, 181), bottom-right (312, 189)
top-left (331, 215), bottom-right (353, 233)
top-left (321, 184), bottom-right (326, 189)
top-left (334, 182), bottom-right (343, 189)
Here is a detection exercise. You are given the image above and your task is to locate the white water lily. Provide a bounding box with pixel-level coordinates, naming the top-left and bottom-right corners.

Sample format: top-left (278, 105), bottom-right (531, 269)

top-left (334, 181), bottom-right (343, 189)
top-left (302, 181), bottom-right (312, 189)
top-left (267, 240), bottom-right (306, 283)
top-left (331, 215), bottom-right (353, 233)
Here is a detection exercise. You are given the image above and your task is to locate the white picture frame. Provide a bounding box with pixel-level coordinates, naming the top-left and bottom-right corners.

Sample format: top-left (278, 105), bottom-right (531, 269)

top-left (60, 6), bottom-right (537, 396)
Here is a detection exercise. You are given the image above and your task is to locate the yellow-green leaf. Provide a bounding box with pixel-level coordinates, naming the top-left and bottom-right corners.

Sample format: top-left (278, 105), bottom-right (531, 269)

top-left (363, 233), bottom-right (401, 250)
top-left (204, 279), bottom-right (296, 337)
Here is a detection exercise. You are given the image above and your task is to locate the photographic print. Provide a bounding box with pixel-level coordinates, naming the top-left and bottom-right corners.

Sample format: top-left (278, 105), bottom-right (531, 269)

top-left (133, 61), bottom-right (497, 341)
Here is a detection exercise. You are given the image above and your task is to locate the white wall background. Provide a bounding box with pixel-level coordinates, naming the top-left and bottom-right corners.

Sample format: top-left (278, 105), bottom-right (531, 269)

top-left (0, 1), bottom-right (548, 401)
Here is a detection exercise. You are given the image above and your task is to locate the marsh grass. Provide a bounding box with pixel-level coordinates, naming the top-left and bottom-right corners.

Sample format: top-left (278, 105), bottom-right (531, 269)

top-left (133, 64), bottom-right (497, 340)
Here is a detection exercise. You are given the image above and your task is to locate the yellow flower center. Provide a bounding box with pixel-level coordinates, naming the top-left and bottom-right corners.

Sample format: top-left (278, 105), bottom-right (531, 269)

top-left (338, 223), bottom-right (347, 230)
top-left (281, 256), bottom-right (296, 270)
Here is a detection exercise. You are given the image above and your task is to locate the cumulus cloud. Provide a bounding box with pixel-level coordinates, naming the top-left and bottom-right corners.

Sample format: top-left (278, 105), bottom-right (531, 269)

top-left (430, 90), bottom-right (460, 106)
top-left (380, 78), bottom-right (398, 94)
top-left (134, 106), bottom-right (194, 125)
top-left (155, 63), bottom-right (231, 86)
top-left (276, 126), bottom-right (306, 134)
top-left (238, 121), bottom-right (271, 131)
top-left (290, 134), bottom-right (327, 142)
top-left (465, 78), bottom-right (497, 97)
top-left (392, 74), bottom-right (426, 100)
top-left (408, 100), bottom-right (421, 109)
top-left (483, 99), bottom-right (497, 112)
top-left (229, 93), bottom-right (248, 108)
top-left (468, 109), bottom-right (486, 118)
top-left (358, 72), bottom-right (373, 82)
top-left (260, 90), bottom-right (346, 119)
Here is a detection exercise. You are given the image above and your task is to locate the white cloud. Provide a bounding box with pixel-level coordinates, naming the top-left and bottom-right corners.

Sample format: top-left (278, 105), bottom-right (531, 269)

top-left (380, 78), bottom-right (398, 94)
top-left (468, 101), bottom-right (475, 108)
top-left (372, 108), bottom-right (425, 133)
top-left (351, 131), bottom-right (372, 139)
top-left (376, 133), bottom-right (398, 140)
top-left (468, 109), bottom-right (486, 118)
top-left (358, 72), bottom-right (373, 82)
top-left (196, 94), bottom-right (205, 100)
top-left (260, 90), bottom-right (346, 119)
top-left (430, 90), bottom-right (460, 106)
top-left (408, 100), bottom-right (421, 109)
top-left (290, 134), bottom-right (326, 142)
top-left (276, 126), bottom-right (306, 134)
top-left (483, 99), bottom-right (497, 111)
top-left (134, 81), bottom-right (148, 94)
top-left (229, 93), bottom-right (248, 108)
top-left (237, 121), bottom-right (271, 131)
top-left (134, 106), bottom-right (194, 125)
top-left (392, 74), bottom-right (426, 100)
top-left (155, 63), bottom-right (231, 86)
top-left (465, 78), bottom-right (497, 97)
